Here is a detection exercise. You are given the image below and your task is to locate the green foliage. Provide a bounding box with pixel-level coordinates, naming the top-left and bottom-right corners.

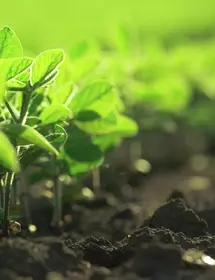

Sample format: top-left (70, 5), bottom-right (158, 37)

top-left (0, 131), bottom-right (19, 172)
top-left (30, 49), bottom-right (64, 86)
top-left (39, 104), bottom-right (72, 125)
top-left (0, 26), bottom-right (22, 58)
top-left (0, 124), bottom-right (59, 156)
top-left (0, 25), bottom-right (138, 179)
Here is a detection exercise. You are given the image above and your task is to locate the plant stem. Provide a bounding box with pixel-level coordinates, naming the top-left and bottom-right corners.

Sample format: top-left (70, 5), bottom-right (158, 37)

top-left (0, 179), bottom-right (4, 208)
top-left (51, 156), bottom-right (62, 227)
top-left (92, 167), bottom-right (101, 192)
top-left (3, 172), bottom-right (15, 236)
top-left (3, 88), bottom-right (32, 236)
top-left (5, 100), bottom-right (18, 123)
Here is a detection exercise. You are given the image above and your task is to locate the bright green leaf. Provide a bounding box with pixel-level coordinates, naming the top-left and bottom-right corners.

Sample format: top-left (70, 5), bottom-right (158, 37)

top-left (0, 57), bottom-right (33, 81)
top-left (48, 82), bottom-right (75, 105)
top-left (0, 26), bottom-right (22, 58)
top-left (114, 114), bottom-right (138, 137)
top-left (39, 104), bottom-right (72, 124)
top-left (0, 131), bottom-right (19, 172)
top-left (69, 81), bottom-right (116, 117)
top-left (75, 111), bottom-right (117, 134)
top-left (70, 57), bottom-right (99, 81)
top-left (0, 72), bottom-right (6, 104)
top-left (30, 49), bottom-right (64, 86)
top-left (0, 124), bottom-right (59, 156)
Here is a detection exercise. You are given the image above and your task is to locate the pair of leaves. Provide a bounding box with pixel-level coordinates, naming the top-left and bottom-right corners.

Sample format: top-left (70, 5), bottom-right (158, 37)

top-left (0, 26), bottom-right (65, 89)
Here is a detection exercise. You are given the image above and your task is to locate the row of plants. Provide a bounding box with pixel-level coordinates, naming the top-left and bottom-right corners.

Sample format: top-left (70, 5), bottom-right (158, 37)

top-left (0, 26), bottom-right (138, 236)
top-left (68, 26), bottom-right (215, 132)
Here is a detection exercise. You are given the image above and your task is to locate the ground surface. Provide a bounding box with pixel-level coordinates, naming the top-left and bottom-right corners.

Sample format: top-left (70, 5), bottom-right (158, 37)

top-left (1, 164), bottom-right (215, 279)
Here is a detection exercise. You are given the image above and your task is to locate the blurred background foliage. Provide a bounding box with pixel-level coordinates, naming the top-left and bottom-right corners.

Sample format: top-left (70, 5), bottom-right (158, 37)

top-left (1, 0), bottom-right (215, 52)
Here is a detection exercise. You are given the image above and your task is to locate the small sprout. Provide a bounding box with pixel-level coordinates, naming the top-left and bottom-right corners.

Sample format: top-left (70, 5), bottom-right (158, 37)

top-left (28, 224), bottom-right (37, 233)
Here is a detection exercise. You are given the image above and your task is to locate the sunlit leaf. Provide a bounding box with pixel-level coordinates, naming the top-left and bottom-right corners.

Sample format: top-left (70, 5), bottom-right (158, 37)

top-left (0, 26), bottom-right (22, 58)
top-left (0, 124), bottom-right (59, 156)
top-left (69, 81), bottom-right (116, 117)
top-left (0, 131), bottom-right (19, 172)
top-left (30, 49), bottom-right (64, 86)
top-left (48, 82), bottom-right (75, 105)
top-left (0, 57), bottom-right (33, 80)
top-left (75, 111), bottom-right (117, 134)
top-left (70, 57), bottom-right (99, 81)
top-left (0, 72), bottom-right (6, 104)
top-left (39, 104), bottom-right (72, 124)
top-left (114, 114), bottom-right (138, 137)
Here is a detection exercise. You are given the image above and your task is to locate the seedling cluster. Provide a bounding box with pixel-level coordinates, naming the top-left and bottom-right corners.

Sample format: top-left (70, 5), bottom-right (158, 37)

top-left (0, 26), bottom-right (138, 236)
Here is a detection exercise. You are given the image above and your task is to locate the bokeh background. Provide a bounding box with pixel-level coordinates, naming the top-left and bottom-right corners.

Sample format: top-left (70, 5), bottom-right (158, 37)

top-left (1, 0), bottom-right (215, 51)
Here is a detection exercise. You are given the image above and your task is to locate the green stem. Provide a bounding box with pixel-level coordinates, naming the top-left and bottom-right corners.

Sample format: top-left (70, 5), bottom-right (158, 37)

top-left (92, 167), bottom-right (101, 191)
top-left (5, 100), bottom-right (18, 123)
top-left (7, 86), bottom-right (27, 92)
top-left (0, 179), bottom-right (4, 208)
top-left (18, 90), bottom-right (31, 125)
top-left (3, 88), bottom-right (32, 236)
top-left (3, 172), bottom-right (15, 236)
top-left (51, 156), bottom-right (62, 227)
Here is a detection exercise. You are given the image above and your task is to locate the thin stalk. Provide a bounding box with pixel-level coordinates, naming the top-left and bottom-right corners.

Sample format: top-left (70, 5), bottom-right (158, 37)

top-left (0, 179), bottom-right (4, 208)
top-left (5, 100), bottom-right (18, 123)
top-left (3, 88), bottom-right (32, 236)
top-left (92, 167), bottom-right (101, 192)
top-left (2, 172), bottom-right (15, 236)
top-left (18, 171), bottom-right (32, 226)
top-left (51, 156), bottom-right (62, 227)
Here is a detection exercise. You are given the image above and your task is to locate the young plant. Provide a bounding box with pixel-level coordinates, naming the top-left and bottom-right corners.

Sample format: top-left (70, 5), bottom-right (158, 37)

top-left (0, 26), bottom-right (139, 234)
top-left (0, 26), bottom-right (64, 235)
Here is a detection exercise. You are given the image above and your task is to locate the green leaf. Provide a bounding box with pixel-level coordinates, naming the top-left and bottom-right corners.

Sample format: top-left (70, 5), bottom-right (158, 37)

top-left (0, 57), bottom-right (33, 80)
top-left (70, 57), bottom-right (99, 81)
top-left (30, 49), bottom-right (64, 86)
top-left (69, 81), bottom-right (116, 117)
top-left (0, 131), bottom-right (19, 172)
top-left (93, 133), bottom-right (121, 152)
top-left (39, 104), bottom-right (72, 124)
top-left (19, 126), bottom-right (66, 168)
top-left (0, 124), bottom-right (59, 156)
top-left (75, 111), bottom-right (117, 134)
top-left (114, 114), bottom-right (138, 137)
top-left (64, 156), bottom-right (103, 176)
top-left (0, 26), bottom-right (22, 58)
top-left (48, 82), bottom-right (75, 105)
top-left (63, 127), bottom-right (103, 163)
top-left (0, 72), bottom-right (6, 104)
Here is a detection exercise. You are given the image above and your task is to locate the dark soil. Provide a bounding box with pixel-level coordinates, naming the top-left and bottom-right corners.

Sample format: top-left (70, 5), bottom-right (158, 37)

top-left (2, 164), bottom-right (215, 280)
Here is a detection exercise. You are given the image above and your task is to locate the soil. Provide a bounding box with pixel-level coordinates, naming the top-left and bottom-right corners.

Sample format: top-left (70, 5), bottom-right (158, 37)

top-left (2, 161), bottom-right (215, 279)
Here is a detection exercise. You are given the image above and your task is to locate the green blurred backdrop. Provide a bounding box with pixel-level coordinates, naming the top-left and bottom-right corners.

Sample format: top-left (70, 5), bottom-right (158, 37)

top-left (1, 0), bottom-right (215, 52)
